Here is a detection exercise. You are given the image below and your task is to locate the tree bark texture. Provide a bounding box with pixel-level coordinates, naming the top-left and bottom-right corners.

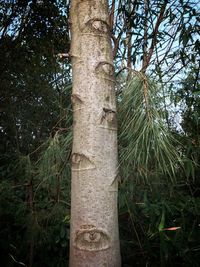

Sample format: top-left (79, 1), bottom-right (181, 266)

top-left (69, 1), bottom-right (121, 266)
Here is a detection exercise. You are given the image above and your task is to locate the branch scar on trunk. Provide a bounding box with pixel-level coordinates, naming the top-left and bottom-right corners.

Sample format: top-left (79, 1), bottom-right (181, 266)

top-left (74, 226), bottom-right (110, 251)
top-left (81, 19), bottom-right (110, 36)
top-left (71, 94), bottom-right (84, 112)
top-left (99, 107), bottom-right (117, 130)
top-left (71, 94), bottom-right (83, 104)
top-left (71, 153), bottom-right (95, 171)
top-left (110, 173), bottom-right (122, 188)
top-left (77, 1), bottom-right (110, 35)
top-left (95, 62), bottom-right (115, 83)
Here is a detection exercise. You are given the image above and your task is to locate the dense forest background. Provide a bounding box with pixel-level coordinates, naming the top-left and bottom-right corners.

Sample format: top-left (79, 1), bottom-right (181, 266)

top-left (0, 0), bottom-right (200, 266)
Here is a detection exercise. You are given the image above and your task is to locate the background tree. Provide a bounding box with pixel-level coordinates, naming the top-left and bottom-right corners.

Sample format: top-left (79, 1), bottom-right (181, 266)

top-left (0, 1), bottom-right (72, 266)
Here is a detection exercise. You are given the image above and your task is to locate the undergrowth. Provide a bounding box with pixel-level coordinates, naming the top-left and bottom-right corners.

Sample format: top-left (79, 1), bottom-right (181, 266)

top-left (0, 74), bottom-right (199, 266)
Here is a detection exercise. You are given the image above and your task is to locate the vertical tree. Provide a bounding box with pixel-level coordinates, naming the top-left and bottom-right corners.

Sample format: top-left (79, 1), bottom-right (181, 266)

top-left (69, 0), bottom-right (121, 266)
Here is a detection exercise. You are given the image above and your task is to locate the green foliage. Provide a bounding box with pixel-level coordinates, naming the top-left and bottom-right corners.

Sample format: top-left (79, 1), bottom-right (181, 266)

top-left (0, 130), bottom-right (72, 267)
top-left (0, 1), bottom-right (72, 265)
top-left (118, 73), bottom-right (182, 184)
top-left (1, 72), bottom-right (199, 266)
top-left (117, 68), bottom-right (200, 266)
top-left (118, 177), bottom-right (200, 266)
top-left (0, 0), bottom-right (71, 155)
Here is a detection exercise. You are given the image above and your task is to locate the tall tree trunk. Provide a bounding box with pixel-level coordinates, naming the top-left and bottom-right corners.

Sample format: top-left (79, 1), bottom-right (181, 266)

top-left (28, 179), bottom-right (34, 267)
top-left (142, 0), bottom-right (148, 73)
top-left (69, 1), bottom-right (121, 266)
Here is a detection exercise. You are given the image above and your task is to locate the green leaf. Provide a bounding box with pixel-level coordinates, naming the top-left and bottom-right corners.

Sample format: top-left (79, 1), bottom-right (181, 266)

top-left (159, 209), bottom-right (165, 232)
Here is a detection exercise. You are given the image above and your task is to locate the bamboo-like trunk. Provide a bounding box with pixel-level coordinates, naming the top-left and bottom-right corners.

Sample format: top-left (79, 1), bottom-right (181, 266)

top-left (28, 180), bottom-right (34, 267)
top-left (69, 1), bottom-right (121, 266)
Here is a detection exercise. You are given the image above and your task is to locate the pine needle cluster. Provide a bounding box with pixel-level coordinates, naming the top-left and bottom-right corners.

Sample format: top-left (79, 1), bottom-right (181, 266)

top-left (118, 71), bottom-right (182, 184)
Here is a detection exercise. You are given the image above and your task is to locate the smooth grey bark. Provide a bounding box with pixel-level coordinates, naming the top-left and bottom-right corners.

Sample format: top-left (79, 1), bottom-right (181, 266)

top-left (69, 1), bottom-right (121, 266)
